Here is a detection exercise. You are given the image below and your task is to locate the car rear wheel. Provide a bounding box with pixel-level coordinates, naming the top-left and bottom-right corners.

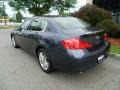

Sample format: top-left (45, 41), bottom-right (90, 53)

top-left (37, 49), bottom-right (54, 73)
top-left (11, 36), bottom-right (19, 48)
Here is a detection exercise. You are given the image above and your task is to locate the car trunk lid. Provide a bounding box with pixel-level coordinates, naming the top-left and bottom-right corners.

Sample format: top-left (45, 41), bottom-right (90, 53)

top-left (80, 31), bottom-right (104, 52)
top-left (62, 27), bottom-right (104, 51)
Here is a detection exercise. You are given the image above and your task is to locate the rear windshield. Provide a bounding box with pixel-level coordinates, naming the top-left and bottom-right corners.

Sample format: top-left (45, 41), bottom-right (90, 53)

top-left (53, 17), bottom-right (90, 30)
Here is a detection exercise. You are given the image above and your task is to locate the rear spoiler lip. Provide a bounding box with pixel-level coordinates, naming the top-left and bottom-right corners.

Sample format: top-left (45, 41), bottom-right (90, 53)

top-left (83, 30), bottom-right (104, 36)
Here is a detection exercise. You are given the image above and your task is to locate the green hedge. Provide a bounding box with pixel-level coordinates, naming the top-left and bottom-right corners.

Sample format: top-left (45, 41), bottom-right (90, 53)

top-left (72, 4), bottom-right (112, 26)
top-left (97, 20), bottom-right (120, 38)
top-left (72, 4), bottom-right (120, 38)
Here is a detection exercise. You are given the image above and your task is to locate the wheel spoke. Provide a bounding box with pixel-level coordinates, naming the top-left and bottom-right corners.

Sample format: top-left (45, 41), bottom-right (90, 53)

top-left (39, 52), bottom-right (49, 70)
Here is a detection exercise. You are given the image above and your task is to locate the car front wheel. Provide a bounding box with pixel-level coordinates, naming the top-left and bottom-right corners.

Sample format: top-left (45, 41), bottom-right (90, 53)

top-left (11, 36), bottom-right (19, 48)
top-left (37, 49), bottom-right (54, 73)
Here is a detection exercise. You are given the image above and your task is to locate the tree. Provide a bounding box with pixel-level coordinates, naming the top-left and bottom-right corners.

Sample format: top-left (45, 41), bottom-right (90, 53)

top-left (93, 0), bottom-right (120, 23)
top-left (0, 0), bottom-right (8, 25)
top-left (0, 6), bottom-right (4, 16)
top-left (9, 0), bottom-right (54, 16)
top-left (9, 0), bottom-right (25, 12)
top-left (9, 0), bottom-right (24, 23)
top-left (16, 11), bottom-right (23, 23)
top-left (0, 7), bottom-right (8, 16)
top-left (53, 0), bottom-right (76, 15)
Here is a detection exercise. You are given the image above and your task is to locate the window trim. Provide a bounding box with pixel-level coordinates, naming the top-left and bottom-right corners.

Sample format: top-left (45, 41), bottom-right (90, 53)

top-left (41, 18), bottom-right (48, 32)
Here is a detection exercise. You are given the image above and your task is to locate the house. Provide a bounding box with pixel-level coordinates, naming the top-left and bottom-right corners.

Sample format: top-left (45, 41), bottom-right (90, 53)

top-left (86, 0), bottom-right (93, 4)
top-left (0, 16), bottom-right (9, 23)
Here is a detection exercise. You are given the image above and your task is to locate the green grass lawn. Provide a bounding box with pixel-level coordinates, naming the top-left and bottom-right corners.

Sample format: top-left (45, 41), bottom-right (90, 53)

top-left (110, 45), bottom-right (120, 54)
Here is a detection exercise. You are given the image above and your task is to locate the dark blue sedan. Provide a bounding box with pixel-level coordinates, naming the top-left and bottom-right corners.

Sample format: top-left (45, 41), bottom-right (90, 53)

top-left (11, 16), bottom-right (110, 73)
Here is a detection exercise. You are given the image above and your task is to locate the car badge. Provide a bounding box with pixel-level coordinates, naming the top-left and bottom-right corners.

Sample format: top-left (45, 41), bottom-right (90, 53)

top-left (96, 36), bottom-right (100, 40)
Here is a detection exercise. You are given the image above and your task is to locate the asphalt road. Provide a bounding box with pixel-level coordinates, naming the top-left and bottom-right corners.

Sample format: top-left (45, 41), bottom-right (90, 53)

top-left (0, 30), bottom-right (120, 90)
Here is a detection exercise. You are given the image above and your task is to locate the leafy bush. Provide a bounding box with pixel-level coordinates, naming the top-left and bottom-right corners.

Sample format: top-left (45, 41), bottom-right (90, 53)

top-left (97, 19), bottom-right (120, 38)
top-left (72, 4), bottom-right (112, 26)
top-left (72, 4), bottom-right (120, 38)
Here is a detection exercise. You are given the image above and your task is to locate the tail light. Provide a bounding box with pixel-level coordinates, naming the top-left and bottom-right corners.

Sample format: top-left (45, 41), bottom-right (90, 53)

top-left (104, 34), bottom-right (108, 41)
top-left (61, 37), bottom-right (92, 50)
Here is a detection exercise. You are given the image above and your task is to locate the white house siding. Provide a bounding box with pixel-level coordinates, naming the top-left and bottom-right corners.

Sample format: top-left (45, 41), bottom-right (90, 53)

top-left (86, 0), bottom-right (93, 4)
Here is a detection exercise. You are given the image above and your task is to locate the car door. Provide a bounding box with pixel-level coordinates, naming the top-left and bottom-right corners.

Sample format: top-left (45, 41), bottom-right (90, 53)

top-left (21, 18), bottom-right (47, 54)
top-left (15, 19), bottom-right (31, 47)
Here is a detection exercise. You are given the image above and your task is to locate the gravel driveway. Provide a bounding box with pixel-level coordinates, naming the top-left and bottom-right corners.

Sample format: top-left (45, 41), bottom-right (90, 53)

top-left (0, 30), bottom-right (120, 90)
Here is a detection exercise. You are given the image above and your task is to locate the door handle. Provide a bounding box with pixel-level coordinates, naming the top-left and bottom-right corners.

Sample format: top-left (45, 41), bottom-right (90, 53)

top-left (18, 33), bottom-right (23, 36)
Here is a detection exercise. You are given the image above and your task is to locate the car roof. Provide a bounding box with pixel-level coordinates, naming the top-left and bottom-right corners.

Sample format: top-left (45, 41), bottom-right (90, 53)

top-left (30, 15), bottom-right (73, 20)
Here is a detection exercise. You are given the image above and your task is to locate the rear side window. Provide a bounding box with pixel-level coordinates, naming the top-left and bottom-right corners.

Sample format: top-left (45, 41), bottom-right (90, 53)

top-left (53, 17), bottom-right (90, 30)
top-left (29, 19), bottom-right (42, 31)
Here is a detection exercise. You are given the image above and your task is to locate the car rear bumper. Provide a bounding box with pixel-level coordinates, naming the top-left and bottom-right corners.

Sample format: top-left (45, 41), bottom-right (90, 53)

top-left (57, 49), bottom-right (109, 72)
top-left (50, 42), bottom-right (110, 72)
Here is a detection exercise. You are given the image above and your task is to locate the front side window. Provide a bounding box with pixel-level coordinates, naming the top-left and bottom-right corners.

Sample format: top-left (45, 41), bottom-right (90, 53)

top-left (21, 20), bottom-right (31, 30)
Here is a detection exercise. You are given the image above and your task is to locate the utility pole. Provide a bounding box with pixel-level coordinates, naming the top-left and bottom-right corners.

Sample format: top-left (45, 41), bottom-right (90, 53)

top-left (2, 0), bottom-right (7, 25)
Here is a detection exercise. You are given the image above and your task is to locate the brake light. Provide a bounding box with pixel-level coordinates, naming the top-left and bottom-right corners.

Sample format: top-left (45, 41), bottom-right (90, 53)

top-left (61, 37), bottom-right (92, 50)
top-left (104, 34), bottom-right (108, 41)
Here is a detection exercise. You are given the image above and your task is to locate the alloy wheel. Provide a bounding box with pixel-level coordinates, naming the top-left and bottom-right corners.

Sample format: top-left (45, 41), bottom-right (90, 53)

top-left (39, 52), bottom-right (49, 70)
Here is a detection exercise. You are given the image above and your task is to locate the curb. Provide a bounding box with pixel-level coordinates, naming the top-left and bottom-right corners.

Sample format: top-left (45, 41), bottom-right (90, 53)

top-left (109, 53), bottom-right (120, 60)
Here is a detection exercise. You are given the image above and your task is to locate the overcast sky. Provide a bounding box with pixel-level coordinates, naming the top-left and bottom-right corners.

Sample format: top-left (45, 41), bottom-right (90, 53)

top-left (5, 0), bottom-right (87, 18)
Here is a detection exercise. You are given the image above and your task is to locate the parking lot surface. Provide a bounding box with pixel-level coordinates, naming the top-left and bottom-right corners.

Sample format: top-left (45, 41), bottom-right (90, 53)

top-left (0, 30), bottom-right (120, 90)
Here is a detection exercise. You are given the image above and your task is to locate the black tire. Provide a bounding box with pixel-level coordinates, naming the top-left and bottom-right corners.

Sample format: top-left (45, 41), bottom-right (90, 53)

top-left (37, 49), bottom-right (54, 73)
top-left (11, 36), bottom-right (19, 48)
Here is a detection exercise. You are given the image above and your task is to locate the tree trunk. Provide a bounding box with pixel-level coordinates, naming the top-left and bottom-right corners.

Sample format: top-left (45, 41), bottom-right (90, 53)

top-left (2, 0), bottom-right (7, 25)
top-left (59, 7), bottom-right (64, 16)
